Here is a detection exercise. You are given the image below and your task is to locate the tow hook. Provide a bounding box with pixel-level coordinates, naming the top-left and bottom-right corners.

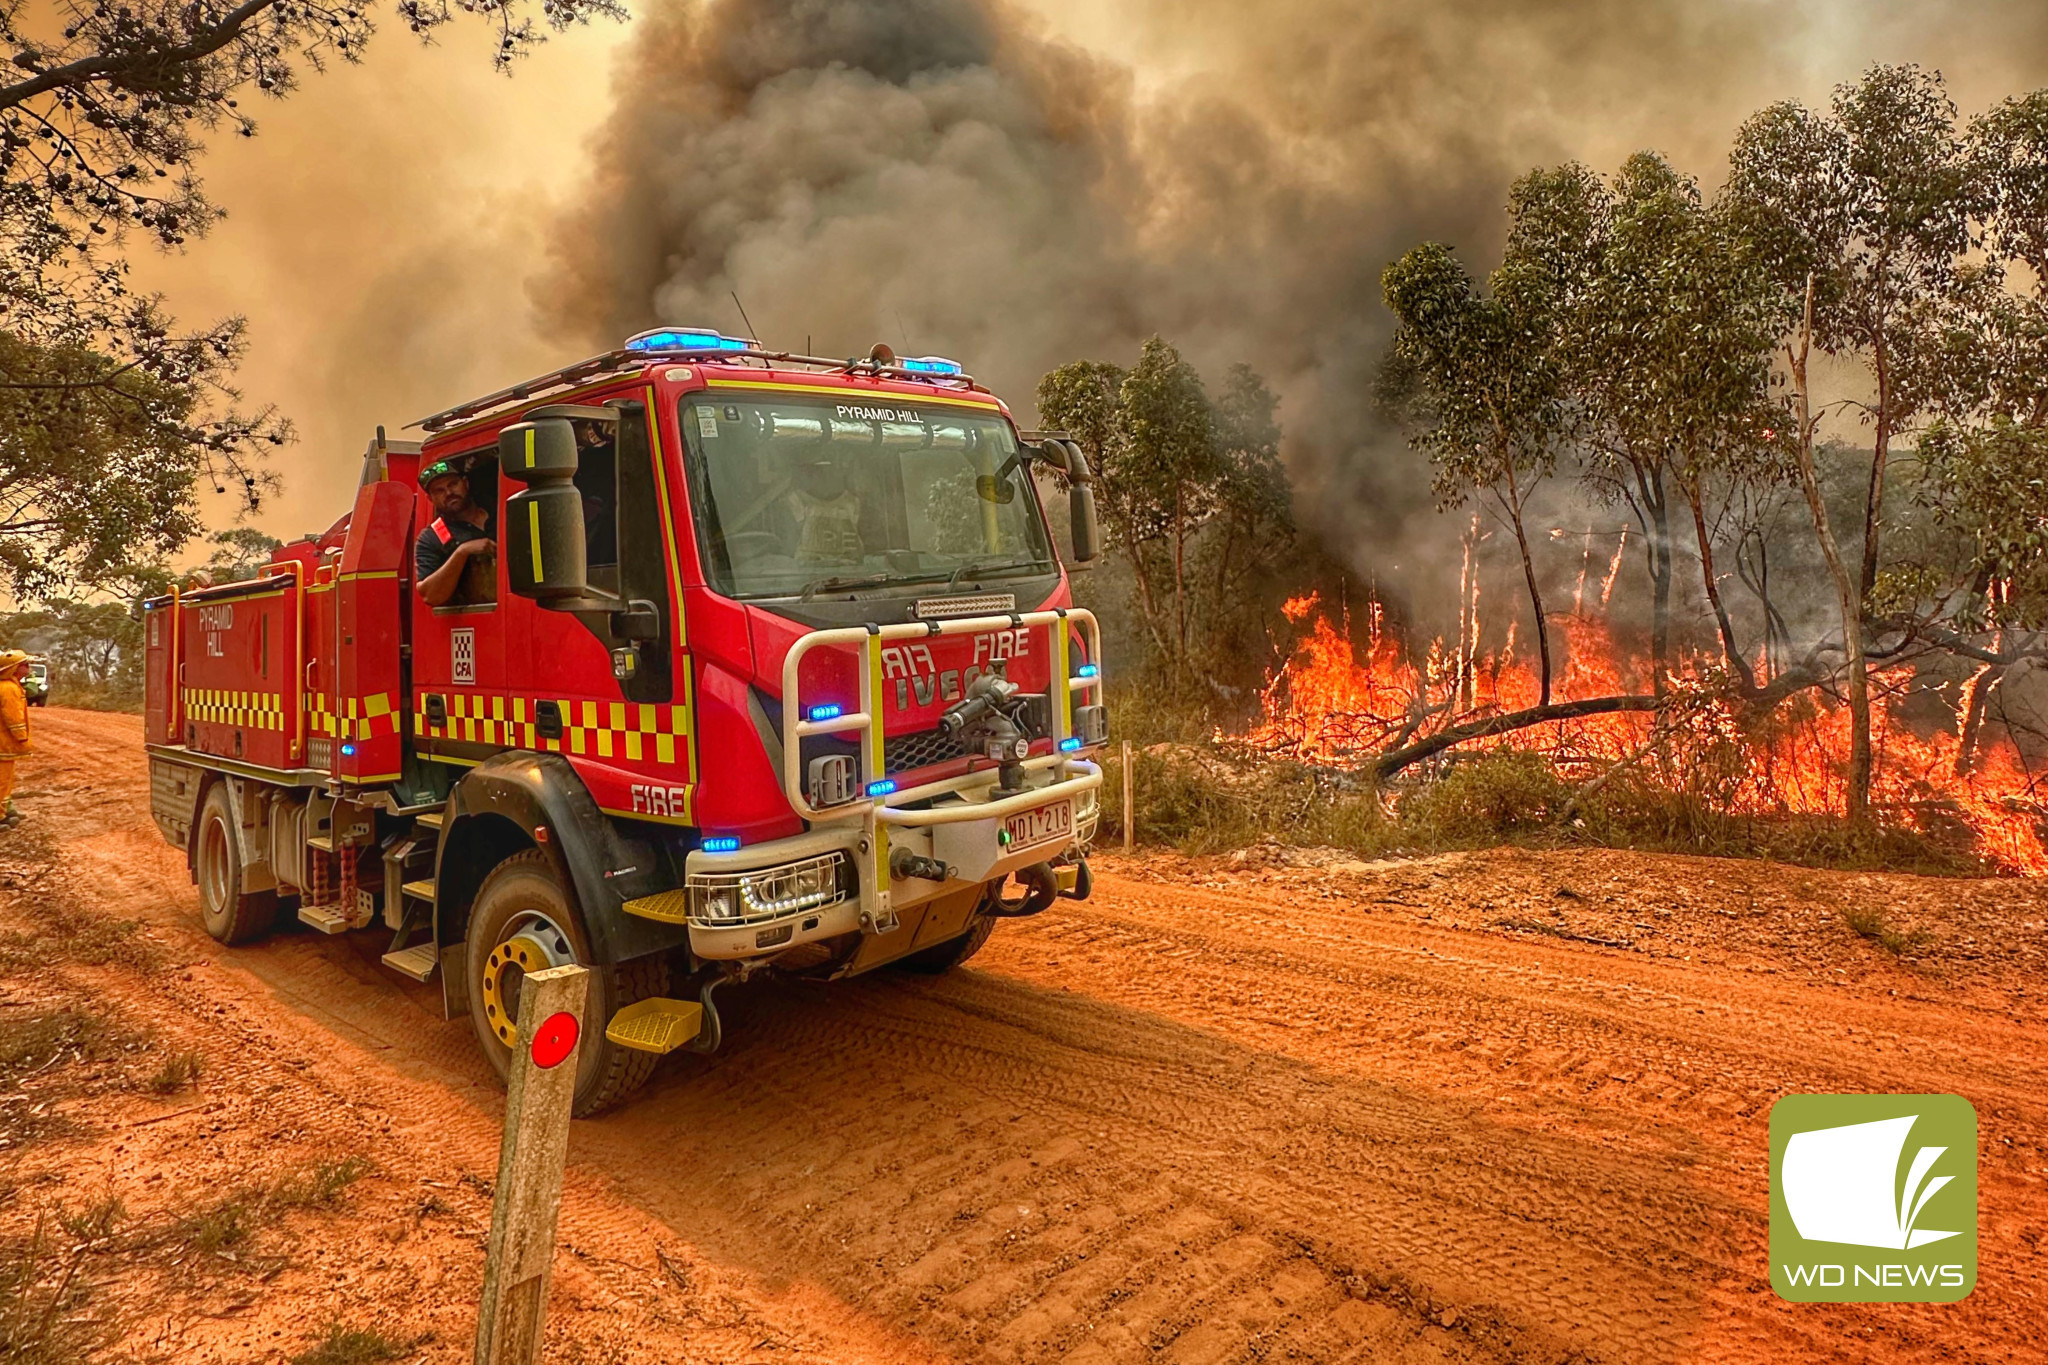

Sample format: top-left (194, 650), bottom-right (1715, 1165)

top-left (985, 861), bottom-right (1060, 918)
top-left (686, 971), bottom-right (730, 1055)
top-left (890, 849), bottom-right (953, 883)
top-left (1056, 856), bottom-right (1093, 902)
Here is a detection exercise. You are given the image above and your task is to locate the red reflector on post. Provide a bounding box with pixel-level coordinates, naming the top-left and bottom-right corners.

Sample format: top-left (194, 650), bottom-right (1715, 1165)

top-left (530, 1011), bottom-right (579, 1069)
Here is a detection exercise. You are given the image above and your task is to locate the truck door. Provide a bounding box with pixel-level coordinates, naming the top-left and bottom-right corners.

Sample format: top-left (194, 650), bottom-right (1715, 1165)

top-left (410, 446), bottom-right (509, 764)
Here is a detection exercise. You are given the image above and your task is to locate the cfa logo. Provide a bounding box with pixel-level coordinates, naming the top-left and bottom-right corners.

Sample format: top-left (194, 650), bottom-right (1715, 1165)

top-left (1769, 1094), bottom-right (1977, 1302)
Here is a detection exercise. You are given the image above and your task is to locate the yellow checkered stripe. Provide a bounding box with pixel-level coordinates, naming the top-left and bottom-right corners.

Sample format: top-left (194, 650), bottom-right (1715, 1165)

top-left (183, 687), bottom-right (286, 732)
top-left (417, 692), bottom-right (692, 765)
top-left (305, 692), bottom-right (399, 742)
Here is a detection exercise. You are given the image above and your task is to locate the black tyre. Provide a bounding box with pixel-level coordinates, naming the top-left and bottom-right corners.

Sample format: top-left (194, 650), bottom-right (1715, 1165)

top-left (194, 784), bottom-right (277, 945)
top-left (896, 908), bottom-right (996, 975)
top-left (465, 849), bottom-right (667, 1117)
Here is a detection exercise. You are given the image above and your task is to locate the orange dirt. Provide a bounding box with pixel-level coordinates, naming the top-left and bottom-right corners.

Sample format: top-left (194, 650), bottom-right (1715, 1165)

top-left (3, 706), bottom-right (2046, 1363)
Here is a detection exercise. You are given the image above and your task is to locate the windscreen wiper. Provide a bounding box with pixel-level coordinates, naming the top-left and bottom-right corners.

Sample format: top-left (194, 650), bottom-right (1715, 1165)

top-left (945, 556), bottom-right (1049, 589)
top-left (798, 572), bottom-right (893, 600)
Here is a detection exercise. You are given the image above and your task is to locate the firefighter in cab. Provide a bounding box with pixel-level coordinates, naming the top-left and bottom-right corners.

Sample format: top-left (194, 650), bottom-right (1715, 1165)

top-left (0, 650), bottom-right (33, 829)
top-left (414, 456), bottom-right (497, 607)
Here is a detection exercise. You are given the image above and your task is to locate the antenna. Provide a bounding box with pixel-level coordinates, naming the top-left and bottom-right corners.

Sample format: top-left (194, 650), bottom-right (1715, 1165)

top-left (731, 291), bottom-right (760, 345)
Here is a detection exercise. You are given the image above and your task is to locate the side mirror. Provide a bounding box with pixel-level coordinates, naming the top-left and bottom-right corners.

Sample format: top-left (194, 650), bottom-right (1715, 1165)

top-left (975, 474), bottom-right (1016, 505)
top-left (1062, 441), bottom-right (1101, 566)
top-left (499, 418), bottom-right (589, 603)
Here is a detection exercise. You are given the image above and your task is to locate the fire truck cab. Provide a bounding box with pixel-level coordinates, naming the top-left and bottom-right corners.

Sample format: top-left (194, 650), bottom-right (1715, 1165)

top-left (143, 331), bottom-right (1108, 1114)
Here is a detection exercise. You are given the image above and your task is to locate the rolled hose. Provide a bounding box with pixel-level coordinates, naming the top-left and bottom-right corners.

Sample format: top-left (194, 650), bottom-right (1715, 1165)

top-left (983, 862), bottom-right (1060, 918)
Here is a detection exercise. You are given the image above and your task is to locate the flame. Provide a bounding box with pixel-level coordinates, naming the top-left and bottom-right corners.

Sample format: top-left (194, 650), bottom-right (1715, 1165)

top-left (1226, 596), bottom-right (2048, 873)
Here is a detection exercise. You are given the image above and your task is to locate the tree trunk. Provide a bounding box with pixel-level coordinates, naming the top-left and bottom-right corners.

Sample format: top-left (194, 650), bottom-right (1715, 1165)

top-left (1955, 664), bottom-right (1998, 778)
top-left (1641, 466), bottom-right (1673, 694)
top-left (1686, 479), bottom-right (1758, 694)
top-left (1861, 335), bottom-right (1890, 602)
top-left (1173, 484), bottom-right (1187, 679)
top-left (1502, 473), bottom-right (1552, 707)
top-left (1791, 274), bottom-right (1872, 822)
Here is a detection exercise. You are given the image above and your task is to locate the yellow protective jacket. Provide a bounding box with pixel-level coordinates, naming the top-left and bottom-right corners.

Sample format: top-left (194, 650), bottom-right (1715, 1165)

top-left (0, 679), bottom-right (29, 759)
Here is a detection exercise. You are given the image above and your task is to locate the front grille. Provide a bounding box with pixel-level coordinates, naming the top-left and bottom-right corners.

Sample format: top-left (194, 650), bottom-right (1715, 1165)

top-left (884, 726), bottom-right (968, 776)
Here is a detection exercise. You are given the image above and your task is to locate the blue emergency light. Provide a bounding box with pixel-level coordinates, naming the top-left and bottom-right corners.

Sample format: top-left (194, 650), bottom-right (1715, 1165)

top-left (807, 703), bottom-right (844, 722)
top-left (899, 355), bottom-right (964, 376)
top-left (866, 779), bottom-right (898, 798)
top-left (1076, 663), bottom-right (1100, 679)
top-left (340, 743), bottom-right (357, 757)
top-left (1059, 737), bottom-right (1082, 752)
top-left (703, 835), bottom-right (741, 854)
top-left (625, 327), bottom-right (755, 354)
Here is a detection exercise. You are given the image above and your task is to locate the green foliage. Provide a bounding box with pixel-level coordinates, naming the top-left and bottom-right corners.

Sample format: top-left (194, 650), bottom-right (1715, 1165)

top-left (205, 527), bottom-right (285, 583)
top-left (1401, 751), bottom-right (1568, 840)
top-left (1037, 340), bottom-right (1294, 683)
top-left (0, 331), bottom-right (216, 596)
top-left (0, 595), bottom-right (145, 708)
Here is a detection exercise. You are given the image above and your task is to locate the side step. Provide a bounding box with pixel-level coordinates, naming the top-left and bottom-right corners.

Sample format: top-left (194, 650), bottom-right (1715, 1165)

top-left (401, 878), bottom-right (437, 903)
top-left (413, 809), bottom-right (445, 833)
top-left (299, 902), bottom-right (370, 935)
top-left (605, 997), bottom-right (704, 1054)
top-left (380, 943), bottom-right (439, 983)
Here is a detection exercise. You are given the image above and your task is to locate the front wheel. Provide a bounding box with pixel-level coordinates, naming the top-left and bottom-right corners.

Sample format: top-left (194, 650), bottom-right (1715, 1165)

top-left (896, 909), bottom-right (997, 975)
top-left (194, 783), bottom-right (276, 945)
top-left (465, 850), bottom-right (667, 1117)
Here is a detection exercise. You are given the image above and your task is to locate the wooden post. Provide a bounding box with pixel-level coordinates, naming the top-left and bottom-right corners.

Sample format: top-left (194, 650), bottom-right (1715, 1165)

top-left (475, 963), bottom-right (587, 1365)
top-left (1121, 739), bottom-right (1134, 852)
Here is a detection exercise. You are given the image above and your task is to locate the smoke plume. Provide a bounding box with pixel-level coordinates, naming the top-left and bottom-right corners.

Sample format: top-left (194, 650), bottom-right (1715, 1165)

top-left (536, 0), bottom-right (2046, 622)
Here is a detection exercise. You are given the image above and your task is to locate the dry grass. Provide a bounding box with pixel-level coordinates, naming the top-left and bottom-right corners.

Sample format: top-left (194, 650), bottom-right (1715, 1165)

top-left (1106, 728), bottom-right (1985, 877)
top-left (147, 1050), bottom-right (202, 1094)
top-left (1844, 904), bottom-right (1935, 957)
top-left (291, 1323), bottom-right (417, 1365)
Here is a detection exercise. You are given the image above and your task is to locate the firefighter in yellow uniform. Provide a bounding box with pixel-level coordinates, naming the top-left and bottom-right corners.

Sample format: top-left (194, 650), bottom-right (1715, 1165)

top-left (0, 650), bottom-right (31, 827)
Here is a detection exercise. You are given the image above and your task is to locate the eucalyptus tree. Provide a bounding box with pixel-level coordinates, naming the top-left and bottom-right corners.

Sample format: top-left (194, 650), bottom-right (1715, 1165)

top-left (1586, 155), bottom-right (1787, 695)
top-left (1038, 342), bottom-right (1294, 682)
top-left (1381, 238), bottom-right (1568, 705)
top-left (1, 0), bottom-right (622, 593)
top-left (1721, 63), bottom-right (1981, 818)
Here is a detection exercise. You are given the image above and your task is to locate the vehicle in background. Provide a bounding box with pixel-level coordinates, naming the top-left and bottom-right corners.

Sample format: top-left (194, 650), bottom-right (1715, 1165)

top-left (22, 660), bottom-right (47, 707)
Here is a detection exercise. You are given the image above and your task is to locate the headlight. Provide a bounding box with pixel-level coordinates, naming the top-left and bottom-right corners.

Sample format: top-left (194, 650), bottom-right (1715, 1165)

top-left (687, 852), bottom-right (851, 927)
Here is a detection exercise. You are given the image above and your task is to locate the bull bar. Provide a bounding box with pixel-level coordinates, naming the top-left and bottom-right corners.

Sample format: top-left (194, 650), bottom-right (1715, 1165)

top-left (776, 608), bottom-right (1104, 932)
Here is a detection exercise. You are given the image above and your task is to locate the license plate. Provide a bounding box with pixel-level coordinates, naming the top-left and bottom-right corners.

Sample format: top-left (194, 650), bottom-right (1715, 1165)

top-left (1005, 801), bottom-right (1072, 851)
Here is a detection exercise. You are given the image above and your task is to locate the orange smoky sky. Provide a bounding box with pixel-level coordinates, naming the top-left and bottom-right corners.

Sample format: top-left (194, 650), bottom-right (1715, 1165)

top-left (129, 0), bottom-right (2048, 555)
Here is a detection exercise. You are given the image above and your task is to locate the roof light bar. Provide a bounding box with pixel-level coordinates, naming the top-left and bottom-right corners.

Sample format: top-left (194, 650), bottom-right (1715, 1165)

top-left (625, 327), bottom-right (756, 354)
top-left (899, 355), bottom-right (965, 377)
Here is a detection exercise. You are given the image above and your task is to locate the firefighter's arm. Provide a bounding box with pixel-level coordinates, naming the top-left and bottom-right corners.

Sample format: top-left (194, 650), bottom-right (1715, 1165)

top-left (418, 539), bottom-right (492, 607)
top-left (0, 685), bottom-right (25, 742)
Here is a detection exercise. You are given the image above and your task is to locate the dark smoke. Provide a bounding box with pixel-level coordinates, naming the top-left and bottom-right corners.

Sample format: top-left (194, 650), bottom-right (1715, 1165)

top-left (538, 0), bottom-right (2048, 611)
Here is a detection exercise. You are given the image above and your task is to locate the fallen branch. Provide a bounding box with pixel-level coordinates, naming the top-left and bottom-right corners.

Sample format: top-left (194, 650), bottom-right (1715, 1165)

top-left (1373, 695), bottom-right (1662, 780)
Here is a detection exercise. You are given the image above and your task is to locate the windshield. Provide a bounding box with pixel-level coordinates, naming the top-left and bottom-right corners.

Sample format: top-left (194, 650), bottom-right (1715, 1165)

top-left (679, 393), bottom-right (1054, 600)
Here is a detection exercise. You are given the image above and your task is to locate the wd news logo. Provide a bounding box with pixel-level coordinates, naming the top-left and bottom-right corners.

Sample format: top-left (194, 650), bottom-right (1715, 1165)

top-left (1769, 1094), bottom-right (1977, 1302)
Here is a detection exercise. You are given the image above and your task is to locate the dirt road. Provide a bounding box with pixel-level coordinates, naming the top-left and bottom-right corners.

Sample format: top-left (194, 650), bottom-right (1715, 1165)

top-left (5, 707), bottom-right (2046, 1363)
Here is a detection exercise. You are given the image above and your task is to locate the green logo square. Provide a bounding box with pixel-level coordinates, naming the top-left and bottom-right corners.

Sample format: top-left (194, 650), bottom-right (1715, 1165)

top-left (1769, 1093), bottom-right (1977, 1302)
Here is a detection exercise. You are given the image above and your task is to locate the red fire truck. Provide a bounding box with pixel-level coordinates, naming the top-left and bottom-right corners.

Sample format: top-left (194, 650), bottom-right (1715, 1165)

top-left (144, 330), bottom-right (1108, 1114)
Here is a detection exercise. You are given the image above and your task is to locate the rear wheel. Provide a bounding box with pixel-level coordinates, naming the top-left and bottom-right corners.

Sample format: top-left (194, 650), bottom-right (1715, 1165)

top-left (465, 850), bottom-right (667, 1117)
top-left (194, 784), bottom-right (277, 945)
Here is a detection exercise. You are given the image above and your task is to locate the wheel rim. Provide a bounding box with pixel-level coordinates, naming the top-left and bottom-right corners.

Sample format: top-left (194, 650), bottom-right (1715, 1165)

top-left (198, 815), bottom-right (231, 918)
top-left (480, 911), bottom-right (577, 1048)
